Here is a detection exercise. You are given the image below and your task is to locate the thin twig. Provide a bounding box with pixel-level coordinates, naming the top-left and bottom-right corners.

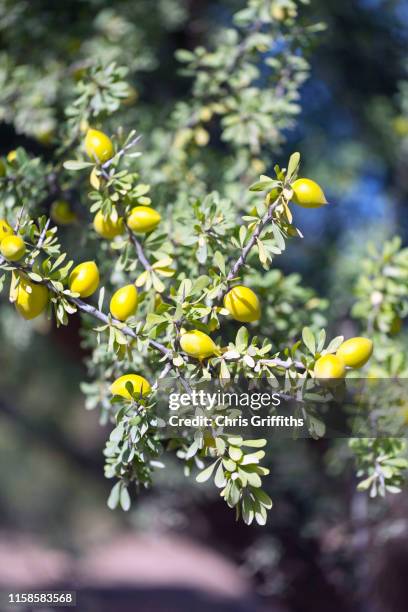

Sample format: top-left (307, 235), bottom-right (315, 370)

top-left (258, 357), bottom-right (305, 370)
top-left (29, 218), bottom-right (51, 266)
top-left (102, 134), bottom-right (142, 170)
top-left (67, 293), bottom-right (170, 355)
top-left (152, 362), bottom-right (173, 391)
top-left (126, 227), bottom-right (152, 271)
top-left (37, 218), bottom-right (51, 250)
top-left (219, 197), bottom-right (281, 302)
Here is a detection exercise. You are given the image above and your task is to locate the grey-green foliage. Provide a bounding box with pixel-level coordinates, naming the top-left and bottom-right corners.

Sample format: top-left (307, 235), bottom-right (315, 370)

top-left (352, 237), bottom-right (408, 335)
top-left (347, 237), bottom-right (408, 495)
top-left (175, 0), bottom-right (321, 155)
top-left (0, 0), bottom-right (406, 525)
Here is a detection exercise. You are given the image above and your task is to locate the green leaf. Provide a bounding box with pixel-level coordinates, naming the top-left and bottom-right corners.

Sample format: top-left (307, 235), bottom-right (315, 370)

top-left (302, 326), bottom-right (316, 355)
top-left (307, 415), bottom-right (326, 439)
top-left (229, 446), bottom-right (243, 462)
top-left (107, 481), bottom-right (121, 510)
top-left (27, 272), bottom-right (43, 283)
top-left (214, 462), bottom-right (226, 488)
top-left (63, 160), bottom-right (94, 171)
top-left (192, 275), bottom-right (210, 294)
top-left (316, 329), bottom-right (326, 353)
top-left (242, 496), bottom-right (254, 524)
top-left (223, 458), bottom-right (237, 472)
top-left (287, 152), bottom-right (300, 180)
top-left (252, 488), bottom-right (273, 509)
top-left (357, 475), bottom-right (375, 492)
top-left (196, 460), bottom-right (218, 483)
top-left (255, 506), bottom-right (267, 526)
top-left (271, 223), bottom-right (286, 251)
top-left (175, 49), bottom-right (195, 62)
top-left (256, 238), bottom-right (268, 265)
top-left (236, 326), bottom-right (249, 351)
top-left (241, 439), bottom-right (267, 448)
top-left (215, 437), bottom-right (226, 455)
top-left (249, 179), bottom-right (275, 192)
top-left (120, 485), bottom-right (131, 511)
top-left (214, 251), bottom-right (226, 275)
top-left (227, 436), bottom-right (243, 446)
top-left (242, 470), bottom-right (262, 487)
top-left (220, 359), bottom-right (230, 380)
top-left (110, 423), bottom-right (124, 442)
top-left (325, 335), bottom-right (344, 353)
top-left (239, 225), bottom-right (247, 247)
top-left (384, 458), bottom-right (408, 469)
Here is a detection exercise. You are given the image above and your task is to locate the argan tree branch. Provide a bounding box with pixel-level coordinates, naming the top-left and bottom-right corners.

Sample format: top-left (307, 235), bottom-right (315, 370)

top-left (126, 227), bottom-right (152, 271)
top-left (217, 197), bottom-right (282, 304)
top-left (228, 198), bottom-right (281, 281)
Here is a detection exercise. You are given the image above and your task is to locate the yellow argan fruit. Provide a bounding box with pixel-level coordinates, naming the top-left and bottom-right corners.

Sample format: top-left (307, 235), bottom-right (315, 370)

top-left (127, 206), bottom-right (161, 234)
top-left (224, 285), bottom-right (261, 323)
top-left (84, 128), bottom-right (114, 163)
top-left (7, 150), bottom-right (17, 163)
top-left (393, 116), bottom-right (408, 137)
top-left (251, 158), bottom-right (266, 174)
top-left (36, 128), bottom-right (55, 145)
top-left (110, 374), bottom-right (151, 399)
top-left (336, 337), bottom-right (374, 369)
top-left (199, 107), bottom-right (213, 122)
top-left (0, 219), bottom-right (14, 242)
top-left (69, 261), bottom-right (100, 298)
top-left (0, 235), bottom-right (26, 261)
top-left (110, 284), bottom-right (138, 321)
top-left (180, 329), bottom-right (219, 359)
top-left (13, 274), bottom-right (49, 320)
top-left (292, 178), bottom-right (328, 208)
top-left (50, 200), bottom-right (77, 225)
top-left (93, 210), bottom-right (124, 239)
top-left (314, 354), bottom-right (346, 379)
top-left (271, 5), bottom-right (286, 21)
top-left (194, 127), bottom-right (210, 146)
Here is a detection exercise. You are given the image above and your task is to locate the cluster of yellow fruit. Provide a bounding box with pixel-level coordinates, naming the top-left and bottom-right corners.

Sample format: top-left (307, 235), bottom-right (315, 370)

top-left (178, 286), bottom-right (261, 360)
top-left (93, 205), bottom-right (161, 238)
top-left (0, 219), bottom-right (26, 262)
top-left (110, 335), bottom-right (374, 404)
top-left (0, 213), bottom-right (49, 321)
top-left (109, 286), bottom-right (261, 399)
top-left (68, 260), bottom-right (139, 321)
top-left (85, 128), bottom-right (161, 239)
top-left (314, 337), bottom-right (374, 379)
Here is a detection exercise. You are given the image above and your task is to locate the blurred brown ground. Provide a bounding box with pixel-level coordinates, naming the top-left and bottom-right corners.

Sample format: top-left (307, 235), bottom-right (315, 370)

top-left (0, 530), bottom-right (274, 612)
